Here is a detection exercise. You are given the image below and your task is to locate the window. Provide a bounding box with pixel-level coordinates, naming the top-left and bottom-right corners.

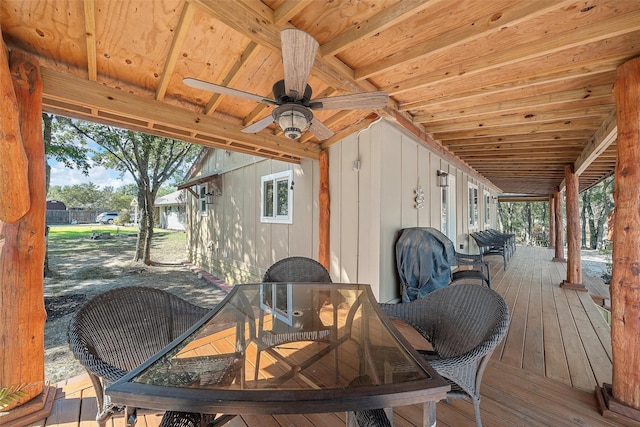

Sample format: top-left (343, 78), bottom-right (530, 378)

top-left (198, 185), bottom-right (208, 216)
top-left (261, 170), bottom-right (293, 224)
top-left (468, 183), bottom-right (478, 229)
top-left (484, 190), bottom-right (491, 225)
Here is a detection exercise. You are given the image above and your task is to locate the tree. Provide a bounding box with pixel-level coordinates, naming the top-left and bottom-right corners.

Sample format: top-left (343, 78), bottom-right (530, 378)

top-left (59, 118), bottom-right (197, 264)
top-left (42, 113), bottom-right (91, 190)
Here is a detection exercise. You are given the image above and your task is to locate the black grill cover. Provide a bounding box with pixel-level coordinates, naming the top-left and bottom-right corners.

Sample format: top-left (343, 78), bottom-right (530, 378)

top-left (396, 227), bottom-right (455, 302)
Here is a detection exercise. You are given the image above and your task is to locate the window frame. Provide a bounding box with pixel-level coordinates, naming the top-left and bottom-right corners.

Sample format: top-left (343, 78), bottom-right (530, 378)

top-left (260, 170), bottom-right (293, 224)
top-left (484, 190), bottom-right (491, 226)
top-left (468, 183), bottom-right (479, 229)
top-left (198, 184), bottom-right (209, 216)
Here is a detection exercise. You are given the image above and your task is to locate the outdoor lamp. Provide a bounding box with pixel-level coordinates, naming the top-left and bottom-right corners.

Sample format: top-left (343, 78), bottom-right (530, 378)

top-left (437, 170), bottom-right (449, 187)
top-left (274, 104), bottom-right (312, 140)
top-left (205, 191), bottom-right (215, 204)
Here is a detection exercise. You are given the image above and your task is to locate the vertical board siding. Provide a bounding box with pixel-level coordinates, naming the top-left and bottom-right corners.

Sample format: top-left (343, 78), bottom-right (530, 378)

top-left (340, 133), bottom-right (359, 284)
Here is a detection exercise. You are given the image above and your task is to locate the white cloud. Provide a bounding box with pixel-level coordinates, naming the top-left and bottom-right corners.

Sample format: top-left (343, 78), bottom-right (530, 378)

top-left (49, 162), bottom-right (135, 189)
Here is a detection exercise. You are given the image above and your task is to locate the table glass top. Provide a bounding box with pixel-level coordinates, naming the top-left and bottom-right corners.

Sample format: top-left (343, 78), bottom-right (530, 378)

top-left (130, 283), bottom-right (432, 392)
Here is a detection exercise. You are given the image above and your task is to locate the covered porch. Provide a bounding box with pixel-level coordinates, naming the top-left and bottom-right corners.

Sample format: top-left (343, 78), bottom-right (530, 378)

top-left (34, 246), bottom-right (622, 427)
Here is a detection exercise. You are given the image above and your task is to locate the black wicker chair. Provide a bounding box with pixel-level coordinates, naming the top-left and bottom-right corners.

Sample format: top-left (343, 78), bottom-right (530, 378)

top-left (68, 286), bottom-right (210, 427)
top-left (262, 256), bottom-right (332, 283)
top-left (380, 284), bottom-right (510, 427)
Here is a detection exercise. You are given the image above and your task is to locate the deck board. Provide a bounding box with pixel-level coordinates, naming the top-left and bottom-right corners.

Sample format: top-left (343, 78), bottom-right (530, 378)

top-left (33, 246), bottom-right (625, 427)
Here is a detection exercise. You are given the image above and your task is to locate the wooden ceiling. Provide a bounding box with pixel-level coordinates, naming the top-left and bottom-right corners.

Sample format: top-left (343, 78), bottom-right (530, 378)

top-left (2, 0), bottom-right (637, 196)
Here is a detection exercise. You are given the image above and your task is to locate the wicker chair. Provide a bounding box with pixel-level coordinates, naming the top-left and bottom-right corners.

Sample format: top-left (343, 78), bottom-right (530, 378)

top-left (68, 286), bottom-right (210, 427)
top-left (380, 284), bottom-right (509, 427)
top-left (262, 256), bottom-right (332, 283)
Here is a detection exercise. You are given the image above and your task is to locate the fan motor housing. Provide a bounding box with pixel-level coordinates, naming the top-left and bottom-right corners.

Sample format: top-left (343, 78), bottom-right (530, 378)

top-left (272, 80), bottom-right (312, 105)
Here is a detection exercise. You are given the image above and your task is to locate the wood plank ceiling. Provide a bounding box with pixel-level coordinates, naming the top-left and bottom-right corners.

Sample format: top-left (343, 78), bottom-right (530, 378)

top-left (1, 0), bottom-right (638, 196)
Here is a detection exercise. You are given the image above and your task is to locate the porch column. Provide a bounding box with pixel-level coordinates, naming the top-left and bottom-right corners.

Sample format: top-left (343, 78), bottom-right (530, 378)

top-left (549, 193), bottom-right (556, 249)
top-left (597, 56), bottom-right (640, 421)
top-left (0, 49), bottom-right (47, 410)
top-left (561, 164), bottom-right (585, 290)
top-left (552, 187), bottom-right (565, 262)
top-left (318, 150), bottom-right (330, 271)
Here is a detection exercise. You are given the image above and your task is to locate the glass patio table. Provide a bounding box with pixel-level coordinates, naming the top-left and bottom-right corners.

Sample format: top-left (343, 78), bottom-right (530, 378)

top-left (107, 283), bottom-right (449, 426)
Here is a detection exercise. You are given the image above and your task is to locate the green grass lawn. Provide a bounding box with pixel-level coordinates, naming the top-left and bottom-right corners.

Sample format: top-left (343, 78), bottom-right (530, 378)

top-left (47, 225), bottom-right (179, 241)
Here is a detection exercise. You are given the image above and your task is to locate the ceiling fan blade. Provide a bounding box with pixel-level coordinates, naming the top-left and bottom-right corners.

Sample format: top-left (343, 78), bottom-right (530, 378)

top-left (310, 91), bottom-right (389, 111)
top-left (281, 29), bottom-right (318, 100)
top-left (309, 118), bottom-right (334, 140)
top-left (183, 78), bottom-right (277, 105)
top-left (242, 114), bottom-right (274, 134)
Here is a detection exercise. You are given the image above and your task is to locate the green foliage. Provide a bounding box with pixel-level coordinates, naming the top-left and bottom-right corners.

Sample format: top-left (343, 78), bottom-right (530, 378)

top-left (47, 225), bottom-right (137, 241)
top-left (498, 175), bottom-right (614, 249)
top-left (114, 210), bottom-right (132, 226)
top-left (0, 384), bottom-right (29, 410)
top-left (47, 182), bottom-right (105, 209)
top-left (43, 113), bottom-right (91, 174)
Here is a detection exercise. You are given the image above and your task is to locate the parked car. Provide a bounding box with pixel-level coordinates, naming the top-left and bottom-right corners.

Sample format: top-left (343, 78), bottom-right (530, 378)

top-left (96, 212), bottom-right (118, 224)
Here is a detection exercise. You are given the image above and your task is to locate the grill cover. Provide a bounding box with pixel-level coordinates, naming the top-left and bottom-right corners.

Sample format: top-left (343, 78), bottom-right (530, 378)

top-left (396, 227), bottom-right (455, 302)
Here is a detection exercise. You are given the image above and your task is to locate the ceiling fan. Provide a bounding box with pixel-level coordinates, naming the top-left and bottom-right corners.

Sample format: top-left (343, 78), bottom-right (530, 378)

top-left (184, 29), bottom-right (389, 140)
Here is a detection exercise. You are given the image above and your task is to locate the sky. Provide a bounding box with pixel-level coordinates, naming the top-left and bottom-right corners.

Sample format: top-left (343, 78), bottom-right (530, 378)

top-left (48, 159), bottom-right (136, 189)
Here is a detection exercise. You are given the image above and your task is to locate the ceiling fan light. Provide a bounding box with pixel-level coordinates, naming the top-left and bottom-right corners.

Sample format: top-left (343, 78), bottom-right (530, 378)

top-left (274, 104), bottom-right (312, 140)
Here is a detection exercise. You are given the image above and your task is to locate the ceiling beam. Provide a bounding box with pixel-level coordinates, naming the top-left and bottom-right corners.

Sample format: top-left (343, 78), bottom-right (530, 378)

top-left (354, 0), bottom-right (567, 81)
top-left (205, 41), bottom-right (260, 115)
top-left (384, 10), bottom-right (640, 96)
top-left (412, 85), bottom-right (614, 122)
top-left (82, 0), bottom-right (97, 81)
top-left (273, 0), bottom-right (313, 26)
top-left (156, 2), bottom-right (196, 101)
top-left (41, 67), bottom-right (319, 160)
top-left (559, 109), bottom-right (617, 190)
top-left (319, 0), bottom-right (433, 58)
top-left (423, 105), bottom-right (612, 133)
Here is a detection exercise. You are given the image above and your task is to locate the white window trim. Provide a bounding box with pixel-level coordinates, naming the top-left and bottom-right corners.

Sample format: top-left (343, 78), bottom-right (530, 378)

top-left (483, 190), bottom-right (491, 226)
top-left (261, 170), bottom-right (293, 224)
top-left (468, 183), bottom-right (479, 230)
top-left (198, 184), bottom-right (209, 216)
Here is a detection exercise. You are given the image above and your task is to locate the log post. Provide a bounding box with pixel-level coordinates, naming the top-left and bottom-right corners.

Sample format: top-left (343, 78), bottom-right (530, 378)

top-left (552, 187), bottom-right (565, 262)
top-left (561, 164), bottom-right (585, 290)
top-left (0, 50), bottom-right (47, 410)
top-left (318, 150), bottom-right (330, 271)
top-left (549, 193), bottom-right (556, 249)
top-left (0, 37), bottom-right (30, 222)
top-left (597, 56), bottom-right (640, 420)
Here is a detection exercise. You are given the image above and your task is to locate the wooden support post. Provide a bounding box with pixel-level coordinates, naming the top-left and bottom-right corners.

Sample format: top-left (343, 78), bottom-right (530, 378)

top-left (561, 164), bottom-right (585, 290)
top-left (596, 56), bottom-right (640, 423)
top-left (549, 193), bottom-right (556, 249)
top-left (0, 50), bottom-right (47, 413)
top-left (318, 150), bottom-right (330, 272)
top-left (552, 187), bottom-right (565, 262)
top-left (0, 37), bottom-right (30, 222)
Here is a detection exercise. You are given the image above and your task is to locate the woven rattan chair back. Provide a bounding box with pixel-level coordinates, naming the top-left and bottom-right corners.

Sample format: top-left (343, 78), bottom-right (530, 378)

top-left (68, 286), bottom-right (209, 427)
top-left (263, 256), bottom-right (331, 283)
top-left (380, 284), bottom-right (509, 427)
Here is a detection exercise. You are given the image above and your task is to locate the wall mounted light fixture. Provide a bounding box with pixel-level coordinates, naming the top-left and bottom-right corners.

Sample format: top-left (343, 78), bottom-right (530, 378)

top-left (205, 191), bottom-right (215, 204)
top-left (437, 170), bottom-right (449, 187)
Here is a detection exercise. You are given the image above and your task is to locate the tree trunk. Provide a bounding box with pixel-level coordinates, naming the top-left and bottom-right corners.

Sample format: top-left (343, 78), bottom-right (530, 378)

top-left (0, 50), bottom-right (46, 408)
top-left (610, 56), bottom-right (640, 410)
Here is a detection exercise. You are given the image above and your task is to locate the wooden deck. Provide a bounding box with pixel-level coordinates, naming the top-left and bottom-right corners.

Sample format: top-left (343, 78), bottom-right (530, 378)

top-left (26, 246), bottom-right (630, 427)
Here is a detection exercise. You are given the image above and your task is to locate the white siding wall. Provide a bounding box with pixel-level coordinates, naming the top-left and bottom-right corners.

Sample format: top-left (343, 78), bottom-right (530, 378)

top-left (186, 151), bottom-right (319, 285)
top-left (328, 120), bottom-right (498, 302)
top-left (186, 120), bottom-right (498, 300)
